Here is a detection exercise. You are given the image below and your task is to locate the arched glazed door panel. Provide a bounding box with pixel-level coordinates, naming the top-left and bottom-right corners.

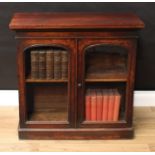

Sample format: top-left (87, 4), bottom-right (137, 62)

top-left (77, 38), bottom-right (136, 128)
top-left (17, 39), bottom-right (76, 128)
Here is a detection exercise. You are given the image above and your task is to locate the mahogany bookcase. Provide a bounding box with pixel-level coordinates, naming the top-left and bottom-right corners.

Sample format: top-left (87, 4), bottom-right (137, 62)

top-left (9, 13), bottom-right (144, 139)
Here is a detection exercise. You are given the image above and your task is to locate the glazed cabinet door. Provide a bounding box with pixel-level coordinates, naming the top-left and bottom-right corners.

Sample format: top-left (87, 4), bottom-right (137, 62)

top-left (17, 38), bottom-right (76, 128)
top-left (77, 38), bottom-right (137, 128)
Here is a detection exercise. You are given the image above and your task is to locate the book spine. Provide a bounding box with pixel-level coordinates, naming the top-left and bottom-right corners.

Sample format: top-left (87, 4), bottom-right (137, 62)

top-left (91, 89), bottom-right (97, 121)
top-left (61, 50), bottom-right (68, 79)
top-left (102, 90), bottom-right (108, 121)
top-left (46, 50), bottom-right (54, 79)
top-left (85, 89), bottom-right (91, 121)
top-left (113, 90), bottom-right (121, 121)
top-left (54, 50), bottom-right (61, 79)
top-left (38, 51), bottom-right (46, 79)
top-left (96, 89), bottom-right (103, 121)
top-left (107, 89), bottom-right (115, 121)
top-left (31, 50), bottom-right (39, 79)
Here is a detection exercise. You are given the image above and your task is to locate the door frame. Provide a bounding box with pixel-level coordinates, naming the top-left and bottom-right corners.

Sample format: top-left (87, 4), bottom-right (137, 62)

top-left (77, 38), bottom-right (137, 128)
top-left (17, 38), bottom-right (77, 128)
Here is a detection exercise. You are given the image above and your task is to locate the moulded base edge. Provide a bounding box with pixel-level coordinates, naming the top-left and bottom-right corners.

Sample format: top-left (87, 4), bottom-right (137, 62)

top-left (18, 126), bottom-right (134, 140)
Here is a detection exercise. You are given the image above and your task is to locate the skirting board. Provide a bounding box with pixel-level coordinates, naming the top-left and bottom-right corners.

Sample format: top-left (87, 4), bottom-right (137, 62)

top-left (0, 90), bottom-right (154, 106)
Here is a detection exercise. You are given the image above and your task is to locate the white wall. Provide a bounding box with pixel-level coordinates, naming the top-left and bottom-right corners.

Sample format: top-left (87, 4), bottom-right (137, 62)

top-left (0, 90), bottom-right (154, 106)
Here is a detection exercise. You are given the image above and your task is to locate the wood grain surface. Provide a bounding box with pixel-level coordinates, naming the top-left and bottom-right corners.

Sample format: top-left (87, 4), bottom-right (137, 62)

top-left (9, 12), bottom-right (144, 30)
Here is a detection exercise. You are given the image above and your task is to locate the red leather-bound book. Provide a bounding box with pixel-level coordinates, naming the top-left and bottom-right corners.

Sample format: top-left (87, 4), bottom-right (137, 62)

top-left (113, 89), bottom-right (121, 121)
top-left (107, 89), bottom-right (115, 121)
top-left (102, 89), bottom-right (108, 121)
top-left (96, 89), bottom-right (103, 121)
top-left (91, 89), bottom-right (97, 121)
top-left (85, 89), bottom-right (91, 121)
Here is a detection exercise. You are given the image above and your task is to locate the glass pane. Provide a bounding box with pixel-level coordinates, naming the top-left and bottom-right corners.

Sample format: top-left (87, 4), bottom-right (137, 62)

top-left (25, 46), bottom-right (68, 80)
top-left (85, 45), bottom-right (128, 80)
top-left (24, 45), bottom-right (69, 121)
top-left (84, 45), bottom-right (127, 122)
top-left (84, 82), bottom-right (126, 122)
top-left (26, 83), bottom-right (68, 121)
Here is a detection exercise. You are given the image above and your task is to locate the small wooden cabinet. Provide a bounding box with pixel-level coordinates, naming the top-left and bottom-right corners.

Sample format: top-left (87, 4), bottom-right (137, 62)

top-left (9, 13), bottom-right (144, 139)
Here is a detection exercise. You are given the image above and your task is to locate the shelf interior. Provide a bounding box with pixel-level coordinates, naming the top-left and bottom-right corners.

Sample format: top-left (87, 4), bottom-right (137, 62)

top-left (25, 45), bottom-right (69, 81)
top-left (85, 44), bottom-right (128, 81)
top-left (84, 82), bottom-right (126, 122)
top-left (26, 83), bottom-right (69, 121)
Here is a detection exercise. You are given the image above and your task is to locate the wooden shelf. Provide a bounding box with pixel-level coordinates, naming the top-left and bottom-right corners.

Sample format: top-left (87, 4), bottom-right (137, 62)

top-left (85, 78), bottom-right (127, 82)
top-left (26, 78), bottom-right (68, 83)
top-left (83, 120), bottom-right (125, 124)
top-left (85, 73), bottom-right (127, 82)
top-left (29, 111), bottom-right (68, 121)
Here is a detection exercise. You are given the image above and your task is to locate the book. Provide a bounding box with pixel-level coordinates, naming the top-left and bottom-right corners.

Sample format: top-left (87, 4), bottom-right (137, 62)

top-left (96, 89), bottom-right (103, 121)
top-left (86, 88), bottom-right (121, 122)
top-left (113, 89), bottom-right (121, 121)
top-left (54, 50), bottom-right (61, 79)
top-left (102, 89), bottom-right (109, 121)
top-left (31, 50), bottom-right (39, 79)
top-left (85, 89), bottom-right (91, 121)
top-left (46, 50), bottom-right (54, 79)
top-left (61, 50), bottom-right (68, 79)
top-left (107, 89), bottom-right (115, 121)
top-left (38, 51), bottom-right (46, 79)
top-left (91, 89), bottom-right (97, 121)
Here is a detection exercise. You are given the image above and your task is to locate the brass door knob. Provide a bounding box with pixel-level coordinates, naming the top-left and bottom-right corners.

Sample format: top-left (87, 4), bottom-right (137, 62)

top-left (78, 83), bottom-right (82, 87)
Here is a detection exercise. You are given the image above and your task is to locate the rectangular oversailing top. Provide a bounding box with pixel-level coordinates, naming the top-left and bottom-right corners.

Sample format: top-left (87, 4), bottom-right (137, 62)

top-left (9, 12), bottom-right (144, 30)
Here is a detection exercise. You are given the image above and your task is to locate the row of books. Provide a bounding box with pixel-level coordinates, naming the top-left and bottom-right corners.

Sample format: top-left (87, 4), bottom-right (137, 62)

top-left (31, 49), bottom-right (68, 79)
top-left (85, 89), bottom-right (121, 122)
